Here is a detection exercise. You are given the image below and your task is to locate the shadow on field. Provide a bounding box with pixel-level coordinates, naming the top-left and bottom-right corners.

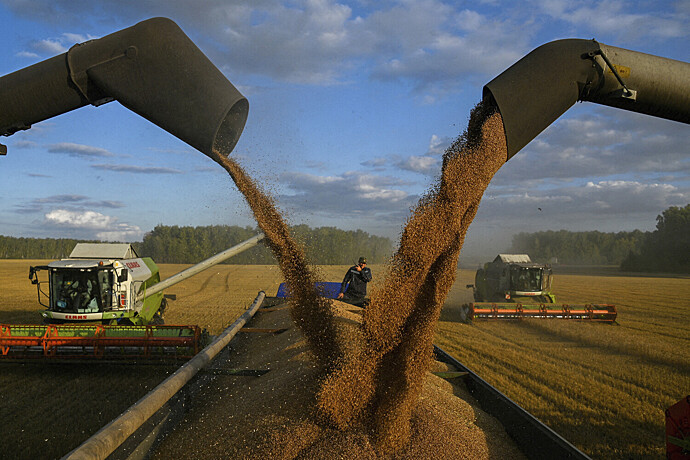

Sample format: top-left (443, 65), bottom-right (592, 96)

top-left (515, 320), bottom-right (690, 378)
top-left (0, 361), bottom-right (175, 460)
top-left (0, 309), bottom-right (41, 324)
top-left (545, 408), bottom-right (665, 459)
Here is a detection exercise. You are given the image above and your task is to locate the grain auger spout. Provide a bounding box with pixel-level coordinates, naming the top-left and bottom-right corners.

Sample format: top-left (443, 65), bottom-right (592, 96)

top-left (484, 39), bottom-right (690, 159)
top-left (0, 17), bottom-right (248, 158)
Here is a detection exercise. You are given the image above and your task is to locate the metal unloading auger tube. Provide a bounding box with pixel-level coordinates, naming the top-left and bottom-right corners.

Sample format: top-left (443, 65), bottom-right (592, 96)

top-left (0, 17), bottom-right (248, 158)
top-left (484, 39), bottom-right (690, 159)
top-left (136, 232), bottom-right (265, 301)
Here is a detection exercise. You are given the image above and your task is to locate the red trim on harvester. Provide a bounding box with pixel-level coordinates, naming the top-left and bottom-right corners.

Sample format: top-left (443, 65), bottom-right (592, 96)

top-left (0, 324), bottom-right (201, 360)
top-left (667, 396), bottom-right (690, 459)
top-left (468, 303), bottom-right (617, 322)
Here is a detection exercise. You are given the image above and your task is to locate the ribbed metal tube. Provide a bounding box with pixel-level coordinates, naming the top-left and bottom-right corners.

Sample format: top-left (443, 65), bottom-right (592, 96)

top-left (137, 233), bottom-right (265, 301)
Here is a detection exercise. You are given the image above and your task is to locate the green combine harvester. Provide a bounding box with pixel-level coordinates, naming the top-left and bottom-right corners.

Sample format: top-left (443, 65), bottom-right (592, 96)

top-left (464, 254), bottom-right (616, 322)
top-left (0, 235), bottom-right (264, 360)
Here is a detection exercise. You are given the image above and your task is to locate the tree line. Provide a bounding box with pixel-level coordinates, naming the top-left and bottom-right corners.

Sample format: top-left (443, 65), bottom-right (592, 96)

top-left (510, 230), bottom-right (645, 265)
top-left (0, 236), bottom-right (88, 259)
top-left (0, 224), bottom-right (394, 265)
top-left (511, 204), bottom-right (689, 273)
top-left (620, 204), bottom-right (690, 273)
top-left (4, 204), bottom-right (687, 272)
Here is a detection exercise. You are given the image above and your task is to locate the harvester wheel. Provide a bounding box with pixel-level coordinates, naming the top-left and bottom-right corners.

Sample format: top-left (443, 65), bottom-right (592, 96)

top-left (150, 313), bottom-right (165, 325)
top-left (150, 299), bottom-right (167, 325)
top-left (473, 269), bottom-right (485, 302)
top-left (159, 298), bottom-right (168, 316)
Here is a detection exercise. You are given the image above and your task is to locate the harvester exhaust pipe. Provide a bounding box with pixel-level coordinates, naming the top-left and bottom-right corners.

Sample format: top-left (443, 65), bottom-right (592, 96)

top-left (0, 17), bottom-right (248, 158)
top-left (484, 39), bottom-right (690, 159)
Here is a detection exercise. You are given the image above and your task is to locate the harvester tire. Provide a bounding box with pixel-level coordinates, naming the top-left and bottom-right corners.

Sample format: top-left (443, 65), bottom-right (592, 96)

top-left (150, 298), bottom-right (167, 325)
top-left (150, 313), bottom-right (165, 325)
top-left (473, 269), bottom-right (485, 302)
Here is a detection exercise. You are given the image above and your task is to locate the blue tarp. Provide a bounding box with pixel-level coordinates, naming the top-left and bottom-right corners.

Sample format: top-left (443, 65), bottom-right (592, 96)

top-left (275, 282), bottom-right (341, 299)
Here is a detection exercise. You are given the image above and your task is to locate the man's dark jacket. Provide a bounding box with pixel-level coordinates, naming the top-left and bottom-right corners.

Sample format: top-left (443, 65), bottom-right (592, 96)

top-left (340, 265), bottom-right (372, 299)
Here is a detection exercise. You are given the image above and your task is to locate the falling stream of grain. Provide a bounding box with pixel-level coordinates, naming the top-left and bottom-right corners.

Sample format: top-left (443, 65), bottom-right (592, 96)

top-left (209, 99), bottom-right (507, 454)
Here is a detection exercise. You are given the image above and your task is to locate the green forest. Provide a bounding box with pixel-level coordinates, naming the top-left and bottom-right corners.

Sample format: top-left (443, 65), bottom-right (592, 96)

top-left (510, 230), bottom-right (646, 265)
top-left (511, 204), bottom-right (690, 273)
top-left (2, 205), bottom-right (687, 273)
top-left (0, 224), bottom-right (394, 266)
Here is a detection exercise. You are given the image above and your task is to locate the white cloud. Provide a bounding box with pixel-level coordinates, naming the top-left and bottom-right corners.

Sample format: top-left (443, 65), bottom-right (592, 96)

top-left (36, 194), bottom-right (89, 204)
top-left (361, 157), bottom-right (388, 169)
top-left (61, 32), bottom-right (95, 43)
top-left (6, 0), bottom-right (685, 101)
top-left (473, 178), bottom-right (689, 235)
top-left (12, 140), bottom-right (39, 149)
top-left (427, 134), bottom-right (452, 156)
top-left (494, 109), bottom-right (690, 185)
top-left (2, 0), bottom-right (528, 91)
top-left (45, 209), bottom-right (115, 228)
top-left (18, 31), bottom-right (97, 57)
top-left (48, 142), bottom-right (114, 158)
top-left (16, 195), bottom-right (126, 213)
top-left (538, 1), bottom-right (688, 41)
top-left (91, 164), bottom-right (183, 174)
top-left (397, 155), bottom-right (440, 175)
top-left (367, 2), bottom-right (529, 92)
top-left (95, 227), bottom-right (143, 242)
top-left (44, 209), bottom-right (142, 241)
top-left (16, 50), bottom-right (39, 58)
top-left (32, 38), bottom-right (67, 54)
top-left (278, 170), bottom-right (415, 223)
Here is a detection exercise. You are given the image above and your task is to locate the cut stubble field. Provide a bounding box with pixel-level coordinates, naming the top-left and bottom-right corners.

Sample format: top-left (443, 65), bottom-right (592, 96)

top-left (438, 267), bottom-right (690, 459)
top-left (0, 259), bottom-right (687, 459)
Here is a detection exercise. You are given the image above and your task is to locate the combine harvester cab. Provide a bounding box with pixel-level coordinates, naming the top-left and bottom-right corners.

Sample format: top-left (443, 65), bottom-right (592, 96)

top-left (465, 254), bottom-right (617, 322)
top-left (30, 243), bottom-right (165, 326)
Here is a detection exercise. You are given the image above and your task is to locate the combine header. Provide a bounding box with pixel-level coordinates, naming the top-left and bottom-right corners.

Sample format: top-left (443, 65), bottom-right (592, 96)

top-left (0, 324), bottom-right (201, 360)
top-left (465, 302), bottom-right (617, 322)
top-left (464, 254), bottom-right (617, 322)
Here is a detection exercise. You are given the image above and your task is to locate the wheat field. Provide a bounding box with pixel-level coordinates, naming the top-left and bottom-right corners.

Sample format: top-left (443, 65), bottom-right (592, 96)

top-left (436, 267), bottom-right (690, 459)
top-left (0, 260), bottom-right (687, 459)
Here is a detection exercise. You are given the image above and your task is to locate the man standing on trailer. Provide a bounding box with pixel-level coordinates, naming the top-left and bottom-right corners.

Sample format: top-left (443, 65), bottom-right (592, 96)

top-left (337, 257), bottom-right (372, 307)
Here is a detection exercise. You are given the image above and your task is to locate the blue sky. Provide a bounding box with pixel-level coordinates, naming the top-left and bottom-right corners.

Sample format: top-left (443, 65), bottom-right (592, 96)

top-left (0, 0), bottom-right (688, 262)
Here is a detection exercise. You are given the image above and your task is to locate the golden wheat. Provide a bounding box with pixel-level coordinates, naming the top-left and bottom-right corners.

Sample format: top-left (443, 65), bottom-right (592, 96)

top-left (1, 260), bottom-right (686, 459)
top-left (436, 268), bottom-right (690, 459)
